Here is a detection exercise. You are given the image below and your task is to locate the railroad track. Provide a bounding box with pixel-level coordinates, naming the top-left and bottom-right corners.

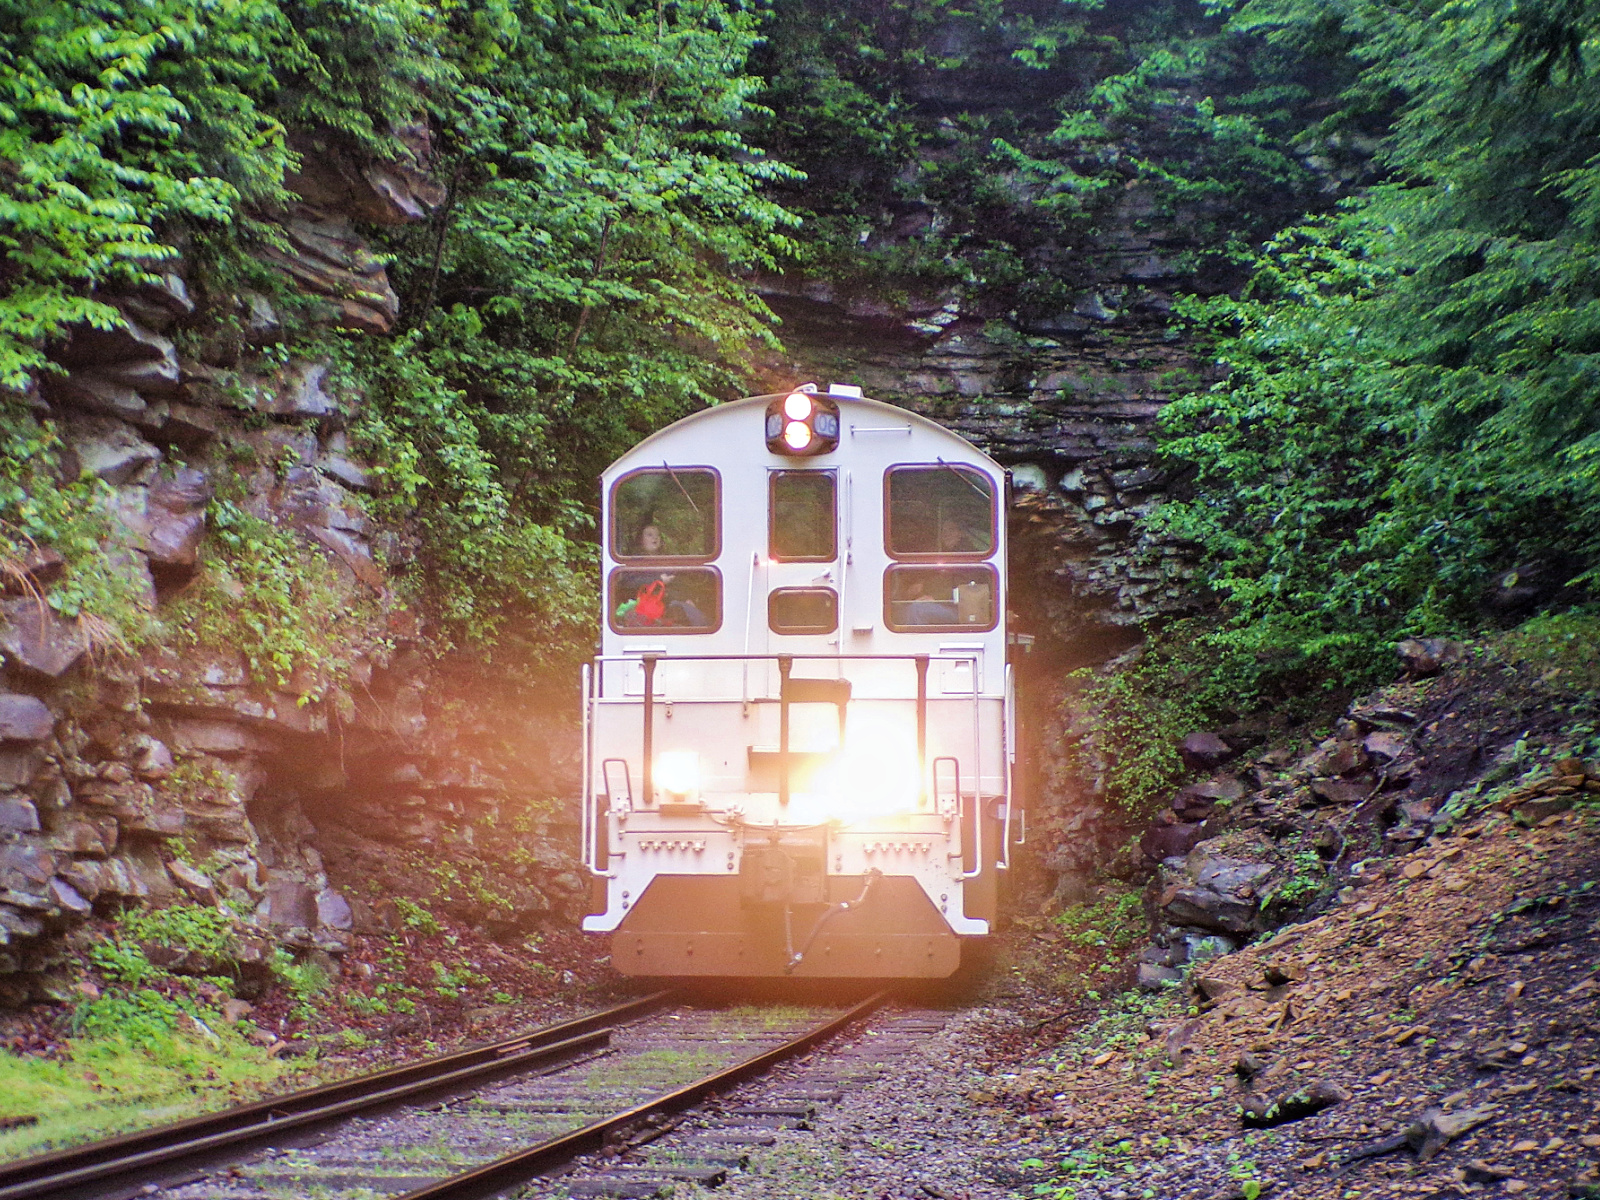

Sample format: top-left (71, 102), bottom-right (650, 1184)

top-left (0, 991), bottom-right (886, 1200)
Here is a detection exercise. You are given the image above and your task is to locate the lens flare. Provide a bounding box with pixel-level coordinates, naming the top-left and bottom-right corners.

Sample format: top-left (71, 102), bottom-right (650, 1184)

top-left (655, 750), bottom-right (700, 798)
top-left (783, 392), bottom-right (813, 420)
top-left (782, 420), bottom-right (812, 450)
top-left (789, 709), bottom-right (922, 824)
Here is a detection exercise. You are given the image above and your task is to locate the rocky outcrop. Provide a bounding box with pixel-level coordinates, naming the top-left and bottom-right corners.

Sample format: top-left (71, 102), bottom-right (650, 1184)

top-left (749, 168), bottom-right (1230, 912)
top-left (0, 128), bottom-right (581, 1005)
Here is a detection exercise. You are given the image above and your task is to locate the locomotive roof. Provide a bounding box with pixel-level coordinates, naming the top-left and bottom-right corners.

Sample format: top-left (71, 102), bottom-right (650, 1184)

top-left (604, 390), bottom-right (1002, 476)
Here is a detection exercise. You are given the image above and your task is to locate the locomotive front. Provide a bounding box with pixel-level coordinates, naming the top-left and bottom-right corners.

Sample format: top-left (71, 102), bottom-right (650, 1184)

top-left (580, 386), bottom-right (1017, 978)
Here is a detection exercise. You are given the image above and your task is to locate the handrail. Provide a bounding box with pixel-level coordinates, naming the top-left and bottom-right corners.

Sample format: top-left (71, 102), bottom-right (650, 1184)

top-left (640, 654), bottom-right (658, 807)
top-left (1000, 661), bottom-right (1015, 870)
top-left (593, 650), bottom-right (989, 663)
top-left (914, 655), bottom-right (929, 807)
top-left (961, 668), bottom-right (984, 880)
top-left (580, 663), bottom-right (594, 874)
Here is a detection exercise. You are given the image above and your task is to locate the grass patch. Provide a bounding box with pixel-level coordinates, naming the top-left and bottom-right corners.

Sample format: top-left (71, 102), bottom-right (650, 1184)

top-left (584, 1047), bottom-right (724, 1092)
top-left (709, 1005), bottom-right (816, 1033)
top-left (1498, 609), bottom-right (1600, 694)
top-left (0, 1016), bottom-right (288, 1161)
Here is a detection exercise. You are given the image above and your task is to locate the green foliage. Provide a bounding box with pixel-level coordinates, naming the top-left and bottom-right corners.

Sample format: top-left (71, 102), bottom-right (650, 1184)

top-left (391, 896), bottom-right (441, 935)
top-left (0, 0), bottom-right (443, 387)
top-left (1261, 848), bottom-right (1326, 910)
top-left (0, 403), bottom-right (155, 644)
top-left (1498, 608), bottom-right (1600, 692)
top-left (165, 489), bottom-right (384, 699)
top-left (753, 0), bottom-right (1330, 312)
top-left (1054, 891), bottom-right (1146, 950)
top-left (429, 960), bottom-right (488, 999)
top-left (1152, 0), bottom-right (1600, 688)
top-left (1064, 620), bottom-right (1284, 810)
top-left (4, 0), bottom-right (799, 672)
top-left (0, 981), bottom-right (283, 1159)
top-left (273, 951), bottom-right (330, 999)
top-left (365, 0), bottom-right (800, 665)
top-left (121, 903), bottom-right (242, 962)
top-left (88, 903), bottom-right (243, 990)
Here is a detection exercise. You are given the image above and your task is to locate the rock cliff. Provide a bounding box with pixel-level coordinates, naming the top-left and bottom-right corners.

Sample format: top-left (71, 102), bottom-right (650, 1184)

top-left (0, 128), bottom-right (584, 1005)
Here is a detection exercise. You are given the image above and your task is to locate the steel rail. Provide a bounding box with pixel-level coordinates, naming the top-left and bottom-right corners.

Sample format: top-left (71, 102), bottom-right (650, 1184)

top-left (0, 991), bottom-right (672, 1200)
top-left (394, 990), bottom-right (888, 1200)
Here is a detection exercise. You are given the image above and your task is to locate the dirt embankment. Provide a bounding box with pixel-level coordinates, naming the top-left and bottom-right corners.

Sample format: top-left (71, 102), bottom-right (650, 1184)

top-left (986, 640), bottom-right (1600, 1200)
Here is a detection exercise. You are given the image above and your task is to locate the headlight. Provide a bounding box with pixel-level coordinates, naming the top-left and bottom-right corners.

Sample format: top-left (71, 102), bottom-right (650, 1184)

top-left (656, 750), bottom-right (700, 799)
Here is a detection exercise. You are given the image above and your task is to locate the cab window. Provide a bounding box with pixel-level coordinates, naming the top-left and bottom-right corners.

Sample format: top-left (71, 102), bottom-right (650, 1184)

top-left (610, 567), bottom-right (721, 634)
top-left (769, 587), bottom-right (838, 635)
top-left (769, 471), bottom-right (836, 561)
top-left (885, 465), bottom-right (995, 558)
top-left (884, 565), bottom-right (997, 632)
top-left (610, 468), bottom-right (719, 561)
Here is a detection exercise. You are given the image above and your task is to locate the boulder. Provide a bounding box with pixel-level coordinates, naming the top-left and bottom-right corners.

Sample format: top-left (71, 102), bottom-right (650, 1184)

top-left (141, 468), bottom-right (213, 569)
top-left (316, 888), bottom-right (353, 930)
top-left (308, 526), bottom-right (384, 589)
top-left (284, 128), bottom-right (446, 226)
top-left (129, 273), bottom-right (194, 319)
top-left (60, 856), bottom-right (150, 901)
top-left (263, 216), bottom-right (400, 335)
top-left (48, 877), bottom-right (92, 916)
top-left (1363, 729), bottom-right (1410, 760)
top-left (0, 907), bottom-right (45, 940)
top-left (130, 736), bottom-right (174, 778)
top-left (0, 797), bottom-right (40, 833)
top-left (0, 747), bottom-right (42, 788)
top-left (95, 354), bottom-right (181, 397)
top-left (1141, 815), bottom-right (1206, 863)
top-left (1322, 739), bottom-right (1370, 776)
top-left (241, 292), bottom-right (282, 343)
top-left (163, 719), bottom-right (271, 756)
top-left (0, 601), bottom-right (89, 677)
top-left (56, 316), bottom-right (177, 372)
top-left (46, 814), bottom-right (116, 858)
top-left (1310, 777), bottom-right (1373, 806)
top-left (1179, 731), bottom-right (1238, 770)
top-left (65, 417), bottom-right (161, 485)
top-left (40, 371), bottom-right (150, 423)
top-left (1137, 963), bottom-right (1183, 990)
top-left (1159, 854), bottom-right (1275, 936)
top-left (0, 841), bottom-right (58, 897)
top-left (0, 694), bottom-right (53, 742)
top-left (1397, 637), bottom-right (1467, 676)
top-left (316, 456), bottom-right (374, 492)
top-left (1008, 463), bottom-right (1049, 492)
top-left (1162, 885), bottom-right (1259, 935)
top-left (262, 362), bottom-right (339, 418)
top-left (161, 402), bottom-right (221, 449)
top-left (1172, 776), bottom-right (1243, 821)
top-left (0, 548), bottom-right (64, 595)
top-left (261, 877), bottom-right (318, 928)
top-left (166, 860), bottom-right (217, 905)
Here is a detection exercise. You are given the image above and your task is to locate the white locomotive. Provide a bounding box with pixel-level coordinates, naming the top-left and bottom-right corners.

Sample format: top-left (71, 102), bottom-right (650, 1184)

top-left (580, 385), bottom-right (1017, 977)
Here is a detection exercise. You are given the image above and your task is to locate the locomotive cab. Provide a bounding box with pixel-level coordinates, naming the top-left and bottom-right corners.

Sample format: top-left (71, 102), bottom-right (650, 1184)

top-left (580, 386), bottom-right (1016, 978)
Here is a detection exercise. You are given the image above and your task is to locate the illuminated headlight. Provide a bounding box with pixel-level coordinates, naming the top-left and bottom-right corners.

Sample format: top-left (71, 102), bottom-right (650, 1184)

top-left (656, 750), bottom-right (700, 799)
top-left (765, 389), bottom-right (840, 456)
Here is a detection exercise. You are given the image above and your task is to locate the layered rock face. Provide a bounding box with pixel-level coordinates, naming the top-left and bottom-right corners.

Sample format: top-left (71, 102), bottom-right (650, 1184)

top-left (0, 130), bottom-right (582, 1004)
top-left (754, 252), bottom-right (1211, 909)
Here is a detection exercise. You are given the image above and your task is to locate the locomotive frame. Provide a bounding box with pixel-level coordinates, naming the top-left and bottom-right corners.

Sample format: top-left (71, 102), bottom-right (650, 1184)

top-left (580, 385), bottom-right (1019, 978)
